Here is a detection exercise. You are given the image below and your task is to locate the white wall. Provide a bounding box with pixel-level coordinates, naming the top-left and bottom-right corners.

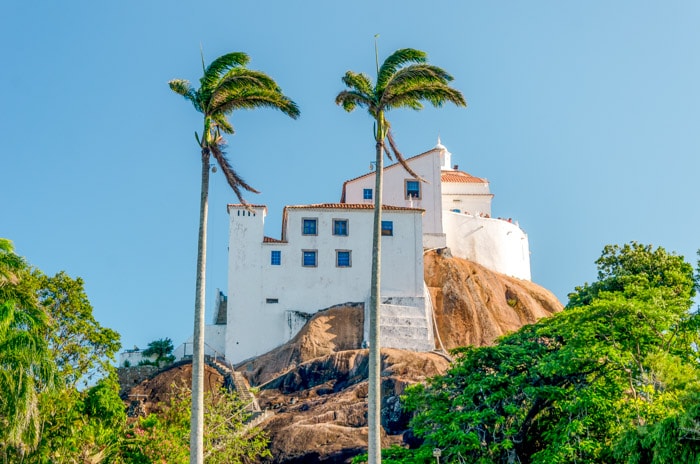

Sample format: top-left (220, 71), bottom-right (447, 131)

top-left (441, 181), bottom-right (493, 217)
top-left (444, 211), bottom-right (531, 280)
top-left (343, 149), bottom-right (444, 239)
top-left (118, 350), bottom-right (156, 367)
top-left (226, 204), bottom-right (424, 363)
top-left (173, 324), bottom-right (227, 362)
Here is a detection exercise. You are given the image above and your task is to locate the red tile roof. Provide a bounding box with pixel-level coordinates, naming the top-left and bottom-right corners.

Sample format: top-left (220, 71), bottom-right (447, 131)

top-left (263, 236), bottom-right (286, 243)
top-left (284, 203), bottom-right (424, 212)
top-left (441, 170), bottom-right (488, 184)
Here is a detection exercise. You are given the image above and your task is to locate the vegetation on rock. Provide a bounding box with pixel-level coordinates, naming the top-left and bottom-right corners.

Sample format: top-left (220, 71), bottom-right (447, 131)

top-left (384, 242), bottom-right (699, 463)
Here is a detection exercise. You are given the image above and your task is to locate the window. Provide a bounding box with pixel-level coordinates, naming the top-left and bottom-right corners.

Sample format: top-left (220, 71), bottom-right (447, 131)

top-left (363, 188), bottom-right (373, 200)
top-left (336, 250), bottom-right (351, 267)
top-left (302, 250), bottom-right (317, 267)
top-left (266, 298), bottom-right (279, 304)
top-left (333, 219), bottom-right (348, 236)
top-left (381, 221), bottom-right (393, 236)
top-left (270, 250), bottom-right (281, 265)
top-left (405, 180), bottom-right (421, 199)
top-left (302, 218), bottom-right (317, 235)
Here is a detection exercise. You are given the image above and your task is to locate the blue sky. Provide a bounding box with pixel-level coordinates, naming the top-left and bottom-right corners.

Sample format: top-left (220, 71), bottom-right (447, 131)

top-left (2, 1), bottom-right (698, 354)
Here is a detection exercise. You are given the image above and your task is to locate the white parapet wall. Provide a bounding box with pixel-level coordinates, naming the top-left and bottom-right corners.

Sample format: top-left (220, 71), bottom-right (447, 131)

top-left (173, 324), bottom-right (227, 362)
top-left (443, 211), bottom-right (531, 281)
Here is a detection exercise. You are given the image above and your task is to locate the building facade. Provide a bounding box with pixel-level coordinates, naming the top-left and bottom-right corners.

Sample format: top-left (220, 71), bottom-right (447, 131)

top-left (219, 140), bottom-right (531, 363)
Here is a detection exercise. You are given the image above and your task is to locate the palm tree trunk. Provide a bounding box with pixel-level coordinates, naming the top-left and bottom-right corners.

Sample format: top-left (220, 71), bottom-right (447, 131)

top-left (190, 148), bottom-right (209, 464)
top-left (368, 132), bottom-right (384, 464)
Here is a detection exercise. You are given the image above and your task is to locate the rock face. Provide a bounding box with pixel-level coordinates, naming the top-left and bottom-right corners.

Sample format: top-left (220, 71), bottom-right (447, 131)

top-left (425, 249), bottom-right (563, 349)
top-left (124, 252), bottom-right (563, 463)
top-left (258, 349), bottom-right (450, 464)
top-left (236, 303), bottom-right (365, 387)
top-left (237, 252), bottom-right (562, 462)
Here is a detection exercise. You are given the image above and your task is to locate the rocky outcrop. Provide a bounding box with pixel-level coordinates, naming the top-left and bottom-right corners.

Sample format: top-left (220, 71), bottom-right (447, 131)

top-left (426, 249), bottom-right (563, 348)
top-left (257, 349), bottom-right (450, 464)
top-left (236, 303), bottom-right (365, 387)
top-left (124, 252), bottom-right (563, 463)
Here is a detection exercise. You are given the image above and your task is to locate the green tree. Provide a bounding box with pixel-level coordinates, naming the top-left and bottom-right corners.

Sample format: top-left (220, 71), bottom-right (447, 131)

top-left (169, 51), bottom-right (299, 464)
top-left (335, 46), bottom-right (465, 463)
top-left (0, 239), bottom-right (54, 457)
top-left (123, 386), bottom-right (269, 464)
top-left (141, 337), bottom-right (176, 368)
top-left (33, 270), bottom-right (121, 387)
top-left (400, 243), bottom-right (698, 463)
top-left (28, 376), bottom-right (126, 464)
top-left (0, 239), bottom-right (125, 463)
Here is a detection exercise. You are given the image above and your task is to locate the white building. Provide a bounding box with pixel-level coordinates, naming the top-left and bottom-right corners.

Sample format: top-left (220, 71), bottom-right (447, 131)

top-left (342, 139), bottom-right (531, 280)
top-left (218, 139), bottom-right (531, 363)
top-left (227, 203), bottom-right (428, 362)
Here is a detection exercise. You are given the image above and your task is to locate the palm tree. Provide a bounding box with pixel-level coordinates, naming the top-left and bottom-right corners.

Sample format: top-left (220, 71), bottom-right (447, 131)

top-left (0, 239), bottom-right (54, 457)
top-left (169, 52), bottom-right (299, 464)
top-left (335, 47), bottom-right (465, 463)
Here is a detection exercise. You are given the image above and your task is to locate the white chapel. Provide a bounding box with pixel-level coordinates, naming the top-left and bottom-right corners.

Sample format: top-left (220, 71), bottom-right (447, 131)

top-left (199, 140), bottom-right (531, 364)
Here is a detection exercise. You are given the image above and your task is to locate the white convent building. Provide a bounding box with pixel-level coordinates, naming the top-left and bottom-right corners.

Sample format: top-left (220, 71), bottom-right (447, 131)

top-left (206, 140), bottom-right (530, 363)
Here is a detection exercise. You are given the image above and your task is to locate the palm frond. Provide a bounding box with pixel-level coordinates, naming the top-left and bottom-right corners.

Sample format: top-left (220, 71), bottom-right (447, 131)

top-left (211, 112), bottom-right (234, 134)
top-left (209, 143), bottom-right (260, 204)
top-left (376, 48), bottom-right (427, 92)
top-left (169, 79), bottom-right (203, 112)
top-left (335, 90), bottom-right (374, 113)
top-left (221, 68), bottom-right (281, 91)
top-left (212, 88), bottom-right (300, 119)
top-left (209, 69), bottom-right (294, 111)
top-left (384, 64), bottom-right (455, 93)
top-left (383, 84), bottom-right (466, 111)
top-left (341, 71), bottom-right (374, 96)
top-left (387, 130), bottom-right (425, 181)
top-left (200, 52), bottom-right (250, 92)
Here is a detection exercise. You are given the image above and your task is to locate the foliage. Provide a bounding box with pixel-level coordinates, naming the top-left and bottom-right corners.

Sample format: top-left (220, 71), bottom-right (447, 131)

top-left (26, 376), bottom-right (126, 463)
top-left (169, 51), bottom-right (300, 203)
top-left (400, 242), bottom-right (699, 463)
top-left (123, 385), bottom-right (270, 464)
top-left (335, 47), bottom-right (466, 177)
top-left (0, 238), bottom-right (124, 462)
top-left (141, 337), bottom-right (175, 367)
top-left (32, 270), bottom-right (121, 386)
top-left (0, 239), bottom-right (54, 456)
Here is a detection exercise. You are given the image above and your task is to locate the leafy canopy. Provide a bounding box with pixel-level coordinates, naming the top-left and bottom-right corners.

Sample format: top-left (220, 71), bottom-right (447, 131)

top-left (397, 242), bottom-right (699, 464)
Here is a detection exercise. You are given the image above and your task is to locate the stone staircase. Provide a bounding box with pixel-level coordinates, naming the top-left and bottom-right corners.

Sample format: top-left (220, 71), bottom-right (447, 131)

top-left (211, 358), bottom-right (262, 414)
top-left (377, 300), bottom-right (435, 352)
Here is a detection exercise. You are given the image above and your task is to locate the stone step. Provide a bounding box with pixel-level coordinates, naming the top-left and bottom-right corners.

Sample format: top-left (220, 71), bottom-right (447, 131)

top-left (379, 304), bottom-right (427, 318)
top-left (379, 325), bottom-right (433, 340)
top-left (380, 315), bottom-right (430, 328)
top-left (380, 334), bottom-right (434, 352)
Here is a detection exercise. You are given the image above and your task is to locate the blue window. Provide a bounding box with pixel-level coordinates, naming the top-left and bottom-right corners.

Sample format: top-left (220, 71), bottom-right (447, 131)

top-left (381, 221), bottom-right (393, 236)
top-left (333, 219), bottom-right (348, 236)
top-left (302, 250), bottom-right (317, 267)
top-left (363, 188), bottom-right (373, 200)
top-left (336, 250), bottom-right (351, 267)
top-left (270, 250), bottom-right (281, 265)
top-left (406, 180), bottom-right (420, 199)
top-left (302, 218), bottom-right (317, 235)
